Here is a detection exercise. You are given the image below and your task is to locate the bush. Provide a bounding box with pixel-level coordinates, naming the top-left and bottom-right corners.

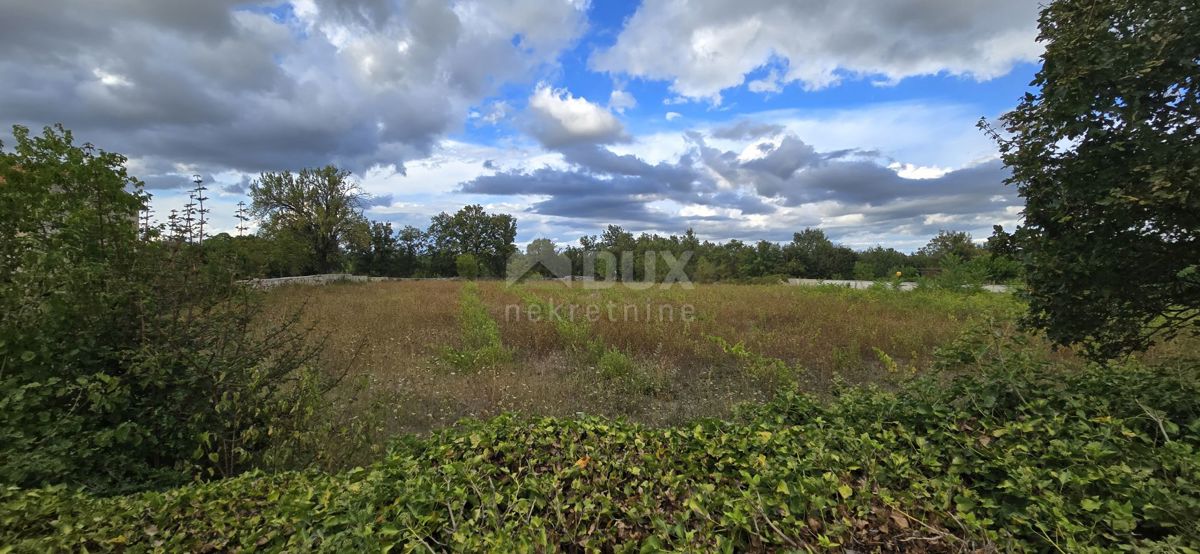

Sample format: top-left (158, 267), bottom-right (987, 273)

top-left (919, 254), bottom-right (989, 292)
top-left (455, 253), bottom-right (480, 280)
top-left (0, 125), bottom-right (338, 493)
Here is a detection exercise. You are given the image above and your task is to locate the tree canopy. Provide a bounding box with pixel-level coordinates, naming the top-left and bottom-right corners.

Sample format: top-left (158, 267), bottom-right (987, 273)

top-left (993, 0), bottom-right (1199, 358)
top-left (427, 205), bottom-right (518, 278)
top-left (250, 166), bottom-right (367, 274)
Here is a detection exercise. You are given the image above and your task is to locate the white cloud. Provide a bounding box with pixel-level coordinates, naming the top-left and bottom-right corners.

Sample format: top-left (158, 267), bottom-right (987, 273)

top-left (92, 68), bottom-right (132, 88)
top-left (471, 100), bottom-right (511, 125)
top-left (888, 162), bottom-right (951, 180)
top-left (665, 111), bottom-right (682, 121)
top-left (591, 0), bottom-right (1043, 101)
top-left (746, 69), bottom-right (782, 94)
top-left (525, 83), bottom-right (627, 148)
top-left (608, 89), bottom-right (637, 113)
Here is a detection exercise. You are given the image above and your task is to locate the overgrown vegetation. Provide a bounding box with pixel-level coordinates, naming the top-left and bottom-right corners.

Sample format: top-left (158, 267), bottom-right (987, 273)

top-left (2, 0), bottom-right (1198, 546)
top-left (0, 125), bottom-right (339, 493)
top-left (261, 279), bottom-right (1120, 435)
top-left (709, 334), bottom-right (801, 385)
top-left (3, 350), bottom-right (1196, 551)
top-left (519, 290), bottom-right (664, 395)
top-left (440, 282), bottom-right (511, 371)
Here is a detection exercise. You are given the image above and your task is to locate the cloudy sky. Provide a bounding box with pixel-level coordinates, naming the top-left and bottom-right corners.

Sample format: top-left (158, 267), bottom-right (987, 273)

top-left (0, 0), bottom-right (1043, 250)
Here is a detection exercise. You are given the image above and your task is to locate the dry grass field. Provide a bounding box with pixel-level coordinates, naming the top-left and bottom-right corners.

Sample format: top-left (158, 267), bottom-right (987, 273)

top-left (266, 281), bottom-right (1001, 433)
top-left (261, 279), bottom-right (1198, 462)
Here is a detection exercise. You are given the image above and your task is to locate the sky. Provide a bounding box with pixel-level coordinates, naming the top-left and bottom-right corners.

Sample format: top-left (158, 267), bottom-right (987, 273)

top-left (0, 0), bottom-right (1044, 251)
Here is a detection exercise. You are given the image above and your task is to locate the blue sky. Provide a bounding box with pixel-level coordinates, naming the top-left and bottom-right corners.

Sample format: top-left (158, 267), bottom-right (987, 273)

top-left (0, 0), bottom-right (1046, 251)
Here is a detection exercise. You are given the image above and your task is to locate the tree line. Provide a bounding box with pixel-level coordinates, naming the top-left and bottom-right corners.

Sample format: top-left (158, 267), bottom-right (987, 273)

top-left (189, 167), bottom-right (1021, 284)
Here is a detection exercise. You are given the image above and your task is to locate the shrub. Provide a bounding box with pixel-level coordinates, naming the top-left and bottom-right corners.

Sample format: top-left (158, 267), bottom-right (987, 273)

top-left (455, 253), bottom-right (480, 280)
top-left (918, 254), bottom-right (989, 292)
top-left (0, 125), bottom-right (337, 492)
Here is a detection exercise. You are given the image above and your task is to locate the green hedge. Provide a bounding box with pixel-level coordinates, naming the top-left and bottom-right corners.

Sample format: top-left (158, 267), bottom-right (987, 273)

top-left (2, 361), bottom-right (1198, 552)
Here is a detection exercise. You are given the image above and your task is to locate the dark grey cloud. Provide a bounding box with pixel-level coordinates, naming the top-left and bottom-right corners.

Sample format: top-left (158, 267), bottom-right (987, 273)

top-left (768, 159), bottom-right (1014, 210)
top-left (529, 194), bottom-right (681, 224)
top-left (142, 174), bottom-right (201, 191)
top-left (465, 170), bottom-right (671, 223)
top-left (462, 139), bottom-right (785, 227)
top-left (559, 145), bottom-right (653, 176)
top-left (465, 168), bottom-right (620, 196)
top-left (0, 0), bottom-right (586, 176)
top-left (742, 136), bottom-right (822, 179)
top-left (461, 127), bottom-right (1016, 243)
top-left (559, 145), bottom-right (702, 194)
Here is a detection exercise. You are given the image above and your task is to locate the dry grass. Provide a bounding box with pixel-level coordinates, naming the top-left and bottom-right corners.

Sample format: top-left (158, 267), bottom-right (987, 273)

top-left (260, 281), bottom-right (1041, 436)
top-left (262, 280), bottom-right (1196, 450)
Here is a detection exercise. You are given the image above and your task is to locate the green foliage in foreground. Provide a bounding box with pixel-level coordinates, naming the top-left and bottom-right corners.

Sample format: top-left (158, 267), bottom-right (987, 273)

top-left (0, 125), bottom-right (336, 493)
top-left (3, 360), bottom-right (1197, 552)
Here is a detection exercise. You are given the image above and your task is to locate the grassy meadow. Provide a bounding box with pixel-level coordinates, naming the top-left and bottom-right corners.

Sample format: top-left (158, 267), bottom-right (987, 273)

top-left (261, 279), bottom-right (1193, 458)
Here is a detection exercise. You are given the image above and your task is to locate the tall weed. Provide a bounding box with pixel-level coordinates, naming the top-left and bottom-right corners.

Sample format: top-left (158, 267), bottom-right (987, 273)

top-left (441, 282), bottom-right (511, 371)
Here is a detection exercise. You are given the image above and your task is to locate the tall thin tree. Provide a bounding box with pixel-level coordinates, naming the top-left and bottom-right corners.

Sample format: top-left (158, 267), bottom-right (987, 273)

top-left (192, 174), bottom-right (208, 245)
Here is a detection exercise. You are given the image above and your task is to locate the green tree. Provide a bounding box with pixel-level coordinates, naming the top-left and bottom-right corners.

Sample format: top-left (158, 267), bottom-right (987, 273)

top-left (748, 240), bottom-right (784, 277)
top-left (351, 221), bottom-right (402, 276)
top-left (985, 225), bottom-right (1019, 259)
top-left (917, 230), bottom-right (979, 264)
top-left (507, 238), bottom-right (569, 281)
top-left (395, 225), bottom-right (426, 277)
top-left (991, 0), bottom-right (1199, 358)
top-left (856, 246), bottom-right (910, 279)
top-left (249, 166), bottom-right (367, 274)
top-left (783, 229), bottom-right (857, 278)
top-left (427, 205), bottom-right (517, 277)
top-left (978, 225), bottom-right (1023, 284)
